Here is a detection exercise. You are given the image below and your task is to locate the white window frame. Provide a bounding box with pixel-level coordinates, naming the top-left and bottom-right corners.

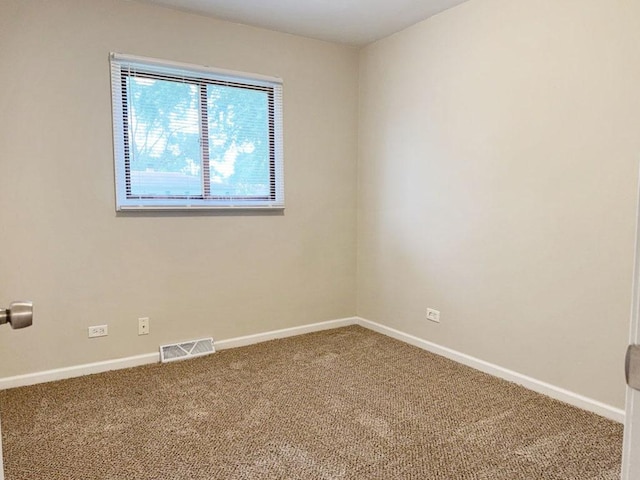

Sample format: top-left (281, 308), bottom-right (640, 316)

top-left (109, 53), bottom-right (284, 211)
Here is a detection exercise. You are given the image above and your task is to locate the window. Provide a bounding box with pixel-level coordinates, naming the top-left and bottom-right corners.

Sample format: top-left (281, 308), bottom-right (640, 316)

top-left (109, 53), bottom-right (284, 210)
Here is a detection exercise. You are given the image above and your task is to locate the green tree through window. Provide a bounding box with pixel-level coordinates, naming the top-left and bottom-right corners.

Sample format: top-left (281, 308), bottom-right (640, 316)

top-left (110, 54), bottom-right (283, 210)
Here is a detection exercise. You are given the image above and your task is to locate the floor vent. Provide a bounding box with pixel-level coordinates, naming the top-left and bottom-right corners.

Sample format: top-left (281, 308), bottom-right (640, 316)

top-left (160, 338), bottom-right (215, 363)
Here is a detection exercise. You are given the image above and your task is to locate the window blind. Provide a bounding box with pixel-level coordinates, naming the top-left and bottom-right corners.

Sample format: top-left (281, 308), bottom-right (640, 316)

top-left (110, 53), bottom-right (284, 210)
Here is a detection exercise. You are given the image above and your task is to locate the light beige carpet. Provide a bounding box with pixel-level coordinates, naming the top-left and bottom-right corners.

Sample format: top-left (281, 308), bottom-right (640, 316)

top-left (0, 325), bottom-right (622, 479)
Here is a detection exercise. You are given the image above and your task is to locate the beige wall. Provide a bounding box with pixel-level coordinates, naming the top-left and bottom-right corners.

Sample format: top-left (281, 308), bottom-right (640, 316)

top-left (2, 0), bottom-right (638, 411)
top-left (358, 0), bottom-right (640, 408)
top-left (0, 0), bottom-right (358, 376)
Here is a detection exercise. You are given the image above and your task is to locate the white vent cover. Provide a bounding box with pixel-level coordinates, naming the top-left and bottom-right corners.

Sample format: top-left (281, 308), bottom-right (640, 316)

top-left (160, 337), bottom-right (215, 363)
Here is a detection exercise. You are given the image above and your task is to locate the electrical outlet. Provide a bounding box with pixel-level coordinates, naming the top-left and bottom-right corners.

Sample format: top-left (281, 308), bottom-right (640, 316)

top-left (88, 325), bottom-right (108, 338)
top-left (138, 317), bottom-right (150, 335)
top-left (426, 308), bottom-right (440, 323)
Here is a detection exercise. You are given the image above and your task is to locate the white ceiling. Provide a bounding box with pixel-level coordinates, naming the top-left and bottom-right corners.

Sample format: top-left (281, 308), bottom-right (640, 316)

top-left (137, 0), bottom-right (470, 46)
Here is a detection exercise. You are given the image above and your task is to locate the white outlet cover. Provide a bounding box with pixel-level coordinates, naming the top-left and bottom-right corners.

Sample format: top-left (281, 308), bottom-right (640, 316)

top-left (88, 325), bottom-right (108, 338)
top-left (138, 317), bottom-right (150, 335)
top-left (426, 308), bottom-right (440, 323)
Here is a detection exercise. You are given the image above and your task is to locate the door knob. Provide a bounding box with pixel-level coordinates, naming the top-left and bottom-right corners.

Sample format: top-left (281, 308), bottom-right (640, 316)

top-left (0, 301), bottom-right (33, 329)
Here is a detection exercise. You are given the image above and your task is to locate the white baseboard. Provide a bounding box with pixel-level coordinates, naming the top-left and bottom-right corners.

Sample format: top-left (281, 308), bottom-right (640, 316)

top-left (0, 317), bottom-right (359, 391)
top-left (0, 353), bottom-right (160, 391)
top-left (215, 317), bottom-right (357, 350)
top-left (0, 315), bottom-right (624, 423)
top-left (356, 317), bottom-right (625, 423)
